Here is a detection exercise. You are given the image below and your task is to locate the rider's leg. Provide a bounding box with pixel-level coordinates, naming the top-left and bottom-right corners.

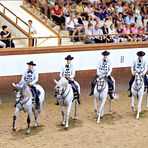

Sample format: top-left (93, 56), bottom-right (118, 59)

top-left (144, 75), bottom-right (148, 92)
top-left (31, 86), bottom-right (40, 109)
top-left (68, 80), bottom-right (80, 104)
top-left (107, 76), bottom-right (114, 99)
top-left (89, 75), bottom-right (98, 96)
top-left (128, 76), bottom-right (135, 97)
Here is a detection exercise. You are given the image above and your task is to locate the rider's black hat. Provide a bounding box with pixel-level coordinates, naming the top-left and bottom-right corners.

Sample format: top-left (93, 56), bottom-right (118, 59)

top-left (27, 61), bottom-right (36, 66)
top-left (102, 50), bottom-right (110, 56)
top-left (65, 55), bottom-right (74, 60)
top-left (137, 51), bottom-right (145, 57)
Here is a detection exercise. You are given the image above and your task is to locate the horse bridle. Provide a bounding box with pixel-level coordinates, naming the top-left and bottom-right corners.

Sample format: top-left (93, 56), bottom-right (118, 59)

top-left (96, 77), bottom-right (107, 93)
top-left (133, 75), bottom-right (144, 92)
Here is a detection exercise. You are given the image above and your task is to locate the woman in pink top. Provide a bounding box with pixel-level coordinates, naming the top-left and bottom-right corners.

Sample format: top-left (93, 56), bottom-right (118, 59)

top-left (123, 24), bottom-right (133, 42)
top-left (130, 23), bottom-right (141, 41)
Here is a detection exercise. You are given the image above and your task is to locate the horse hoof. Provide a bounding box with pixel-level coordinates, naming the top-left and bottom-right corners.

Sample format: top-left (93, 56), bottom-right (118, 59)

top-left (136, 117), bottom-right (139, 120)
top-left (61, 123), bottom-right (65, 126)
top-left (74, 117), bottom-right (78, 120)
top-left (131, 106), bottom-right (136, 112)
top-left (65, 127), bottom-right (69, 131)
top-left (12, 127), bottom-right (17, 132)
top-left (33, 123), bottom-right (38, 128)
top-left (97, 121), bottom-right (101, 124)
top-left (26, 130), bottom-right (30, 134)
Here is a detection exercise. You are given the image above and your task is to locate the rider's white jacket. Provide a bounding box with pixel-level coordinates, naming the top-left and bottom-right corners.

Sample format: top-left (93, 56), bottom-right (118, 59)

top-left (60, 64), bottom-right (75, 80)
top-left (97, 58), bottom-right (112, 76)
top-left (21, 68), bottom-right (38, 86)
top-left (131, 59), bottom-right (147, 75)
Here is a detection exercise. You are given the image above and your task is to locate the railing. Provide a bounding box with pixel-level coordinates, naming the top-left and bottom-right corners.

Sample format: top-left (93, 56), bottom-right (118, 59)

top-left (22, 0), bottom-right (60, 34)
top-left (0, 3), bottom-right (34, 46)
top-left (0, 32), bottom-right (148, 48)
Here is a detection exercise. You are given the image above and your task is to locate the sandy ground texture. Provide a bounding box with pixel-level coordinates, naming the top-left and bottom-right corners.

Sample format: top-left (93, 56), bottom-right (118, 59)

top-left (1, 93), bottom-right (148, 148)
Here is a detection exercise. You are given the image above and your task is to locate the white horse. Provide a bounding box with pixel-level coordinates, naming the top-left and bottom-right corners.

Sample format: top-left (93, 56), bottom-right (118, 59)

top-left (94, 74), bottom-right (113, 124)
top-left (54, 77), bottom-right (80, 130)
top-left (12, 81), bottom-right (45, 134)
top-left (131, 72), bottom-right (145, 119)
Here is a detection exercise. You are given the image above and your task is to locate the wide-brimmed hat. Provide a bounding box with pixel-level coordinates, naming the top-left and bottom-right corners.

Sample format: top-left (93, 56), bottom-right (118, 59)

top-left (65, 55), bottom-right (74, 60)
top-left (27, 61), bottom-right (36, 66)
top-left (102, 51), bottom-right (110, 56)
top-left (137, 51), bottom-right (145, 57)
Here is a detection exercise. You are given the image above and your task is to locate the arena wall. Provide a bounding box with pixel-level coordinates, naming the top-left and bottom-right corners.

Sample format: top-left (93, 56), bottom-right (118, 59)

top-left (0, 43), bottom-right (147, 102)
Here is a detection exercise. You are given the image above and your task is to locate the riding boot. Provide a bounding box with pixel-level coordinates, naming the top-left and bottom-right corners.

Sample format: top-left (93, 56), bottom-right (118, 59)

top-left (36, 96), bottom-right (40, 110)
top-left (109, 92), bottom-right (114, 99)
top-left (89, 80), bottom-right (96, 96)
top-left (77, 91), bottom-right (80, 104)
top-left (55, 100), bottom-right (59, 105)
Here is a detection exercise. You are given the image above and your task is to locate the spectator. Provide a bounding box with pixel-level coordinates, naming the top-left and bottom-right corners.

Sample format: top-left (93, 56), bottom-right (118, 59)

top-left (65, 13), bottom-right (79, 42)
top-left (84, 23), bottom-right (95, 44)
top-left (124, 13), bottom-right (135, 24)
top-left (115, 1), bottom-right (123, 14)
top-left (51, 3), bottom-right (65, 26)
top-left (0, 35), bottom-right (6, 48)
top-left (92, 24), bottom-right (104, 43)
top-left (27, 20), bottom-right (37, 46)
top-left (123, 24), bottom-right (133, 42)
top-left (0, 25), bottom-right (15, 48)
top-left (130, 23), bottom-right (140, 42)
top-left (109, 23), bottom-right (118, 43)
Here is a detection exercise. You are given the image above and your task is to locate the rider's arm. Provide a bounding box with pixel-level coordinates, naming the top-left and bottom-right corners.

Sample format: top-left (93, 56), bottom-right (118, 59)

top-left (21, 71), bottom-right (26, 82)
top-left (142, 61), bottom-right (147, 75)
top-left (107, 61), bottom-right (112, 76)
top-left (60, 66), bottom-right (64, 78)
top-left (131, 61), bottom-right (136, 75)
top-left (30, 70), bottom-right (38, 85)
top-left (97, 61), bottom-right (101, 75)
top-left (70, 66), bottom-right (75, 79)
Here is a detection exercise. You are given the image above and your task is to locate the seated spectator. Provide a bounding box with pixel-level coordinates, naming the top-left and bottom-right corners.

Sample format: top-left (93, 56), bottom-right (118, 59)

top-left (84, 23), bottom-right (95, 44)
top-left (0, 35), bottom-right (6, 48)
top-left (0, 25), bottom-right (15, 48)
top-left (74, 12), bottom-right (84, 31)
top-left (65, 13), bottom-right (80, 42)
top-left (108, 23), bottom-right (118, 43)
top-left (51, 3), bottom-right (65, 26)
top-left (117, 23), bottom-right (127, 42)
top-left (124, 12), bottom-right (135, 24)
top-left (115, 1), bottom-right (123, 14)
top-left (38, 0), bottom-right (52, 18)
top-left (130, 23), bottom-right (141, 42)
top-left (62, 3), bottom-right (71, 17)
top-left (92, 24), bottom-right (104, 43)
top-left (123, 24), bottom-right (133, 42)
top-left (100, 24), bottom-right (112, 43)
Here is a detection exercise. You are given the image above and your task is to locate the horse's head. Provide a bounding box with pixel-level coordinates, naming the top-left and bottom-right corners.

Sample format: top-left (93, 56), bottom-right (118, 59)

top-left (134, 72), bottom-right (144, 86)
top-left (54, 77), bottom-right (69, 100)
top-left (96, 74), bottom-right (107, 91)
top-left (12, 81), bottom-right (28, 102)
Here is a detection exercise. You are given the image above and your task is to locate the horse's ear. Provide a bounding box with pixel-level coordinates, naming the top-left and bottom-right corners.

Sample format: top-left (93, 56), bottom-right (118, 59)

top-left (54, 79), bottom-right (58, 84)
top-left (12, 83), bottom-right (16, 87)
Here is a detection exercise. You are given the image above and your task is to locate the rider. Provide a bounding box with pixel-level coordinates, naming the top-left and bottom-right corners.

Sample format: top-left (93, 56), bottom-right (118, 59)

top-left (89, 50), bottom-right (115, 99)
top-left (128, 51), bottom-right (148, 97)
top-left (21, 61), bottom-right (40, 109)
top-left (60, 55), bottom-right (80, 104)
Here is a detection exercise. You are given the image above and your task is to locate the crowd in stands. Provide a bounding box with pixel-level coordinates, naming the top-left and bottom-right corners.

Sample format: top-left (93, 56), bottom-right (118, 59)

top-left (26, 0), bottom-right (148, 44)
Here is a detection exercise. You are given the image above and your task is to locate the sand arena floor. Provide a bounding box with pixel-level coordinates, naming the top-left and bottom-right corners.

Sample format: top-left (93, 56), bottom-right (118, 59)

top-left (0, 93), bottom-right (148, 148)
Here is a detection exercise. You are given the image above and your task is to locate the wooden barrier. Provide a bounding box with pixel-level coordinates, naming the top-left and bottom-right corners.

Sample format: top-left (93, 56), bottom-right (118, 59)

top-left (0, 68), bottom-right (131, 103)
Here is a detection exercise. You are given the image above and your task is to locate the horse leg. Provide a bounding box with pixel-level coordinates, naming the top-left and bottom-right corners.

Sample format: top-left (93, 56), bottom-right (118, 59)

top-left (74, 100), bottom-right (78, 120)
top-left (146, 94), bottom-right (148, 108)
top-left (97, 97), bottom-right (106, 124)
top-left (65, 103), bottom-right (72, 130)
top-left (12, 107), bottom-right (20, 132)
top-left (109, 99), bottom-right (112, 112)
top-left (60, 104), bottom-right (65, 126)
top-left (136, 96), bottom-right (143, 119)
top-left (33, 109), bottom-right (39, 128)
top-left (94, 97), bottom-right (98, 116)
top-left (26, 112), bottom-right (31, 134)
top-left (131, 95), bottom-right (136, 112)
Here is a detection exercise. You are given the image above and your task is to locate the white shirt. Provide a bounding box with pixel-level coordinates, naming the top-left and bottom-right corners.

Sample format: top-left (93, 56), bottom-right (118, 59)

top-left (60, 64), bottom-right (75, 80)
top-left (131, 59), bottom-right (147, 75)
top-left (21, 68), bottom-right (38, 85)
top-left (26, 26), bottom-right (37, 37)
top-left (65, 17), bottom-right (75, 29)
top-left (97, 58), bottom-right (112, 75)
top-left (92, 28), bottom-right (103, 39)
